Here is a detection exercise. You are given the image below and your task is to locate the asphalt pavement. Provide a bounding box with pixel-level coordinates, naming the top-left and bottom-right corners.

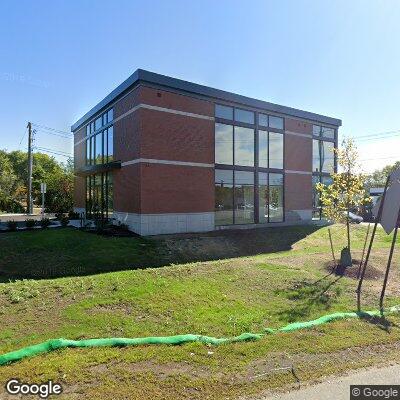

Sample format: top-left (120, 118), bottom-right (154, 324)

top-left (262, 364), bottom-right (400, 400)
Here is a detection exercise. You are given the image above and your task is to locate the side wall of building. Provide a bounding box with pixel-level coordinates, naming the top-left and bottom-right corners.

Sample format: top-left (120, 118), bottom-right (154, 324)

top-left (74, 82), bottom-right (337, 234)
top-left (110, 85), bottom-right (216, 234)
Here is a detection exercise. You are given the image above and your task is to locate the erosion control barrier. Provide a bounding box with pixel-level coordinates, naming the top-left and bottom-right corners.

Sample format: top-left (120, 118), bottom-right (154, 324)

top-left (1, 306), bottom-right (399, 366)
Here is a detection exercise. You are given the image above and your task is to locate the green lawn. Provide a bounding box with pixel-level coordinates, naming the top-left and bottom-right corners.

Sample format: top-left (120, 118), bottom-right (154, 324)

top-left (0, 225), bottom-right (399, 399)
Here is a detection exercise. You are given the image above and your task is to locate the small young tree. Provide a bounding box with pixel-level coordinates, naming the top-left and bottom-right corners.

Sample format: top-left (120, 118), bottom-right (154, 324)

top-left (316, 138), bottom-right (370, 265)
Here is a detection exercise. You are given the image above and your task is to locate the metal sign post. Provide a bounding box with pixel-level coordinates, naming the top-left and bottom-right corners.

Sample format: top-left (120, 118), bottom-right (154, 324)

top-left (41, 183), bottom-right (47, 215)
top-left (357, 169), bottom-right (400, 313)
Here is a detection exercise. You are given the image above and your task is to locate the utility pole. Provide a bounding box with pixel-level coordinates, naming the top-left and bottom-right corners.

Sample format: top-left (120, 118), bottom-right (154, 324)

top-left (27, 122), bottom-right (33, 215)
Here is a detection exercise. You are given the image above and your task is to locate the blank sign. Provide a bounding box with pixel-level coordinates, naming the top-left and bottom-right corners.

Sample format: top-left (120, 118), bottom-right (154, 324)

top-left (372, 169), bottom-right (400, 234)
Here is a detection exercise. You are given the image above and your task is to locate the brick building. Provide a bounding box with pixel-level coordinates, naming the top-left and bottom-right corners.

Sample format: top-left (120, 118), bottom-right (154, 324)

top-left (72, 69), bottom-right (341, 235)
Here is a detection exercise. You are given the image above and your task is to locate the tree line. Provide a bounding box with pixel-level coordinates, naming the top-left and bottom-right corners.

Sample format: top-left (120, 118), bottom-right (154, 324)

top-left (0, 149), bottom-right (73, 213)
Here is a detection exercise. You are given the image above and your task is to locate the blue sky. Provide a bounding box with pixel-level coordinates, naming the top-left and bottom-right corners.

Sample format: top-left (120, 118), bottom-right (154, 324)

top-left (1, 0), bottom-right (399, 172)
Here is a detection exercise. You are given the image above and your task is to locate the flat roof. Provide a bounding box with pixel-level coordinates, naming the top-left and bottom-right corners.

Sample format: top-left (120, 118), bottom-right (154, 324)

top-left (71, 69), bottom-right (342, 132)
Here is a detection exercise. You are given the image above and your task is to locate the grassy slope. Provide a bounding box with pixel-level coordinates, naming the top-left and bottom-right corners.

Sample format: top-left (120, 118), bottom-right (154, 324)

top-left (0, 225), bottom-right (399, 399)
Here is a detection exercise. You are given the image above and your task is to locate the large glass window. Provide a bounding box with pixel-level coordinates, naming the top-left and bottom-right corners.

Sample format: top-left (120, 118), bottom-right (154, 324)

top-left (313, 175), bottom-right (333, 220)
top-left (258, 172), bottom-right (268, 223)
top-left (107, 173), bottom-right (113, 214)
top-left (313, 125), bottom-right (321, 136)
top-left (85, 108), bottom-right (114, 166)
top-left (215, 123), bottom-right (233, 165)
top-left (214, 105), bottom-right (285, 226)
top-left (86, 138), bottom-right (91, 165)
top-left (259, 130), bottom-right (268, 168)
top-left (321, 127), bottom-right (335, 139)
top-left (259, 114), bottom-right (268, 127)
top-left (86, 172), bottom-right (113, 219)
top-left (321, 141), bottom-right (334, 173)
top-left (234, 171), bottom-right (254, 224)
top-left (313, 139), bottom-right (335, 173)
top-left (107, 108), bottom-right (113, 123)
top-left (312, 175), bottom-right (321, 209)
top-left (95, 116), bottom-right (102, 131)
top-left (269, 116), bottom-right (284, 130)
top-left (95, 132), bottom-right (103, 165)
top-left (313, 139), bottom-right (320, 172)
top-left (215, 170), bottom-right (234, 226)
top-left (107, 126), bottom-right (114, 162)
top-left (313, 124), bottom-right (335, 140)
top-left (234, 126), bottom-right (254, 166)
top-left (269, 173), bottom-right (284, 222)
top-left (215, 104), bottom-right (233, 120)
top-left (90, 135), bottom-right (95, 165)
top-left (269, 132), bottom-right (284, 169)
top-left (235, 108), bottom-right (255, 125)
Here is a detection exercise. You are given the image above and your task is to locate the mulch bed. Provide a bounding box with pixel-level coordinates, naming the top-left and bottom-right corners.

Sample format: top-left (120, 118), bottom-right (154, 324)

top-left (325, 259), bottom-right (384, 280)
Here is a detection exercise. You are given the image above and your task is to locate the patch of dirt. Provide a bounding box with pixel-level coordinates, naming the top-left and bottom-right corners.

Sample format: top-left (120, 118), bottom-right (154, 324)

top-left (89, 303), bottom-right (133, 315)
top-left (324, 259), bottom-right (383, 280)
top-left (155, 225), bottom-right (321, 264)
top-left (86, 359), bottom-right (213, 381)
top-left (246, 340), bottom-right (400, 384)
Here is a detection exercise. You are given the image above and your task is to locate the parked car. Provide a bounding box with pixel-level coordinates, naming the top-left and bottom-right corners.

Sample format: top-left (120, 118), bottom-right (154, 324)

top-left (343, 211), bottom-right (363, 224)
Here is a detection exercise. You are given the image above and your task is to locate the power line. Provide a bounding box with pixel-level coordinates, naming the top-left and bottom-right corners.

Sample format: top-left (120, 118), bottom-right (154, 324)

top-left (34, 146), bottom-right (71, 155)
top-left (34, 146), bottom-right (73, 158)
top-left (353, 134), bottom-right (400, 143)
top-left (31, 122), bottom-right (72, 136)
top-left (18, 126), bottom-right (28, 148)
top-left (360, 155), bottom-right (399, 161)
top-left (351, 129), bottom-right (400, 141)
top-left (34, 128), bottom-right (72, 139)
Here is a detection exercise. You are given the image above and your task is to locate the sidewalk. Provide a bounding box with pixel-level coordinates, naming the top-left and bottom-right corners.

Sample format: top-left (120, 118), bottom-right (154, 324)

top-left (260, 364), bottom-right (400, 400)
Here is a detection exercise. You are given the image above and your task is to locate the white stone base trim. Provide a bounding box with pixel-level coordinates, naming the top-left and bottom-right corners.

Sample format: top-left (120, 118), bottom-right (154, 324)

top-left (284, 169), bottom-right (312, 175)
top-left (112, 210), bottom-right (313, 235)
top-left (286, 209), bottom-right (312, 222)
top-left (112, 211), bottom-right (215, 235)
top-left (121, 158), bottom-right (214, 168)
top-left (285, 130), bottom-right (312, 139)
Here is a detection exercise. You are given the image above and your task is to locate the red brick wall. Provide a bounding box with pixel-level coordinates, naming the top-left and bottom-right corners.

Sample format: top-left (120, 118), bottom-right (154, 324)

top-left (140, 163), bottom-right (214, 214)
top-left (284, 117), bottom-right (313, 212)
top-left (285, 134), bottom-right (312, 172)
top-left (285, 173), bottom-right (312, 210)
top-left (113, 108), bottom-right (142, 163)
top-left (113, 164), bottom-right (141, 213)
top-left (285, 117), bottom-right (313, 134)
top-left (140, 108), bottom-right (214, 163)
top-left (113, 85), bottom-right (141, 118)
top-left (139, 86), bottom-right (213, 116)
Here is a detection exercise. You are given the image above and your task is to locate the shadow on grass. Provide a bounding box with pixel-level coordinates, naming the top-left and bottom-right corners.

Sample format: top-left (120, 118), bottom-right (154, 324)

top-left (357, 312), bottom-right (399, 333)
top-left (0, 224), bottom-right (323, 280)
top-left (277, 274), bottom-right (343, 322)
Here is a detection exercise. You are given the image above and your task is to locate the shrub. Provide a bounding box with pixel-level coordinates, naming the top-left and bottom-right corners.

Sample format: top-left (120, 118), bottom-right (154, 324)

top-left (40, 217), bottom-right (51, 229)
top-left (94, 218), bottom-right (107, 232)
top-left (119, 223), bottom-right (129, 231)
top-left (25, 219), bottom-right (36, 229)
top-left (60, 216), bottom-right (70, 227)
top-left (7, 220), bottom-right (18, 231)
top-left (55, 212), bottom-right (64, 220)
top-left (68, 211), bottom-right (80, 220)
top-left (0, 199), bottom-right (25, 214)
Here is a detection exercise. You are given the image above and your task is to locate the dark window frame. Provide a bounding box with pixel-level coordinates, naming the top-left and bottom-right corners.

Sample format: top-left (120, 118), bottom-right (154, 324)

top-left (85, 108), bottom-right (114, 167)
top-left (85, 171), bottom-right (113, 220)
top-left (214, 105), bottom-right (286, 226)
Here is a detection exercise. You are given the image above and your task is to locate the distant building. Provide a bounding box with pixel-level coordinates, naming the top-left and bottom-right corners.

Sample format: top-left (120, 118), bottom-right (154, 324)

top-left (72, 69), bottom-right (341, 235)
